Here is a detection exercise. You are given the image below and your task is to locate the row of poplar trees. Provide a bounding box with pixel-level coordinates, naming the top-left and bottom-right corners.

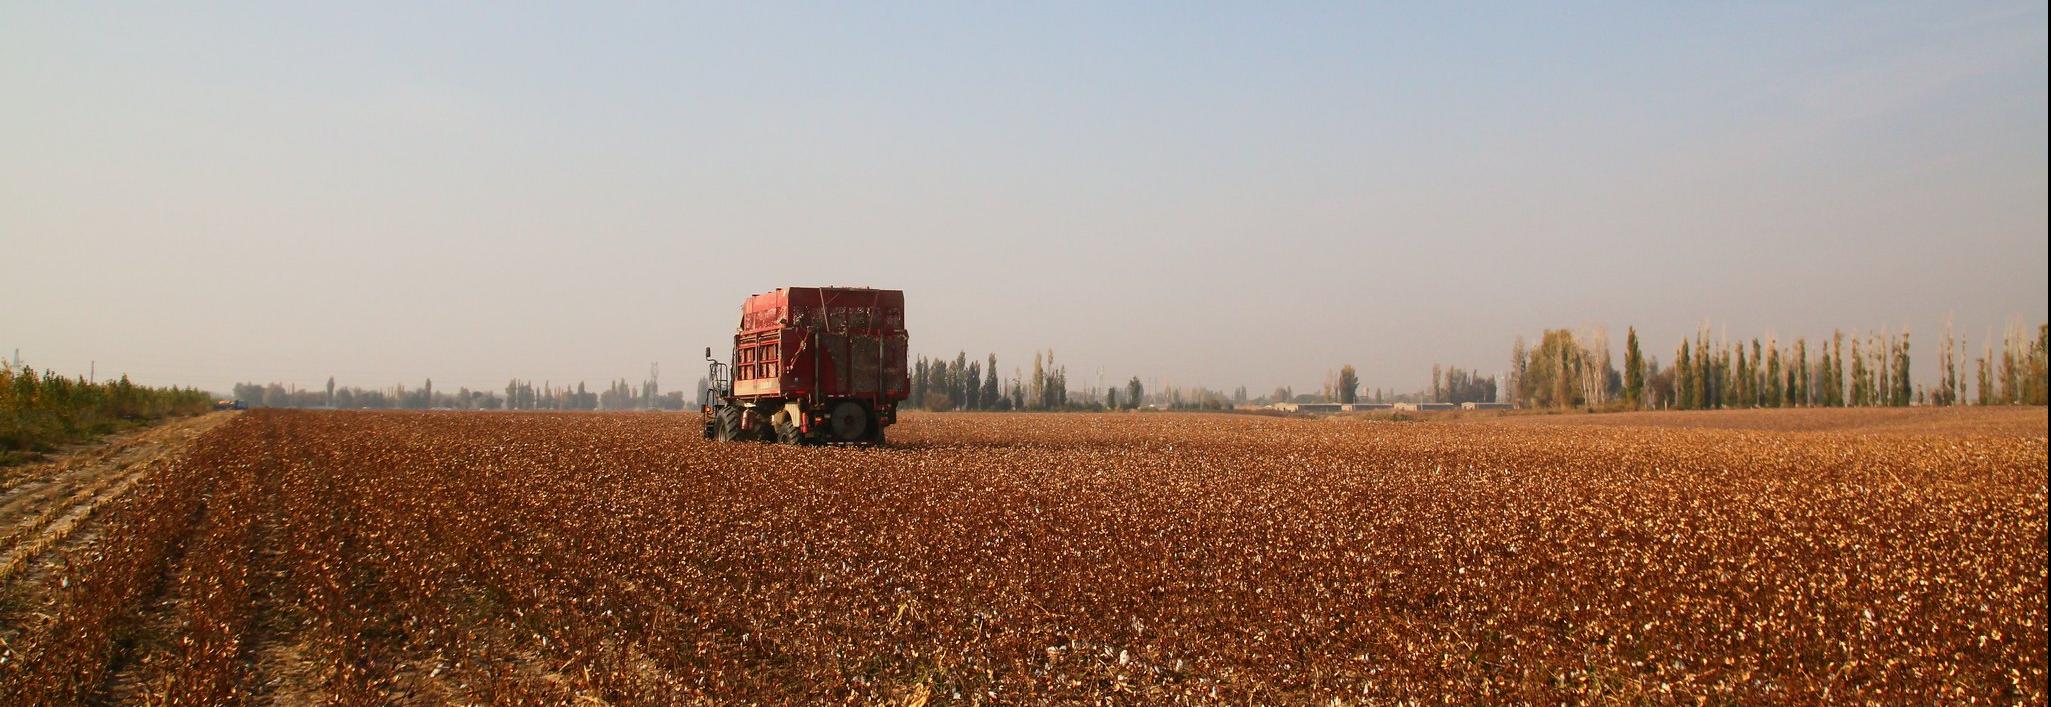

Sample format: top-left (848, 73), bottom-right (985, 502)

top-left (1647, 323), bottom-right (2047, 410)
top-left (1514, 322), bottom-right (2049, 411)
top-left (1659, 329), bottom-right (1915, 410)
top-left (910, 350), bottom-right (1076, 411)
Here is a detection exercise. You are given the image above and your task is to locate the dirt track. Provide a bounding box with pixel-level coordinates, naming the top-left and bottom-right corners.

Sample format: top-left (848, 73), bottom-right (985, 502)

top-left (0, 413), bottom-right (235, 583)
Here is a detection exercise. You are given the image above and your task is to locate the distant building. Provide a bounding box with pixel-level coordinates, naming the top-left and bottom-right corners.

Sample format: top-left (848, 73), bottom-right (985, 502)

top-left (1461, 402), bottom-right (1515, 411)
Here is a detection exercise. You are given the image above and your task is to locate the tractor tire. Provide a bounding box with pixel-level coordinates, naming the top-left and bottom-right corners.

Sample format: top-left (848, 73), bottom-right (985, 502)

top-left (715, 407), bottom-right (741, 442)
top-left (775, 415), bottom-right (805, 445)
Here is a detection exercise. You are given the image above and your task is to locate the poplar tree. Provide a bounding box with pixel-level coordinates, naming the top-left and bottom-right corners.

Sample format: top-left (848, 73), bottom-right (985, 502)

top-left (983, 354), bottom-right (1000, 409)
top-left (1734, 346), bottom-right (1750, 409)
top-left (1977, 348), bottom-right (1994, 405)
top-left (911, 357), bottom-right (928, 408)
top-left (1851, 338), bottom-right (1869, 406)
top-left (1623, 327), bottom-right (1644, 409)
top-left (1509, 336), bottom-right (1529, 407)
top-left (964, 360), bottom-right (982, 410)
top-left (1765, 344), bottom-right (1783, 407)
top-left (953, 351), bottom-right (970, 406)
top-left (1676, 341), bottom-right (1695, 410)
top-left (1792, 339), bottom-right (1808, 406)
top-left (1755, 338), bottom-right (1772, 405)
top-left (1829, 331), bottom-right (1846, 406)
top-left (1886, 329), bottom-right (1903, 407)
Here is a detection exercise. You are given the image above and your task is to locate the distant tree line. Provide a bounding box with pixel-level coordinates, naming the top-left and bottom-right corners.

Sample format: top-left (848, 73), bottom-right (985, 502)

top-left (1430, 364), bottom-right (1499, 404)
top-left (1973, 323), bottom-right (2051, 405)
top-left (232, 372), bottom-right (688, 411)
top-left (4, 362), bottom-right (213, 460)
top-left (910, 350), bottom-right (1240, 412)
top-left (911, 352), bottom-right (1010, 411)
top-left (1507, 321), bottom-right (2049, 411)
top-left (1143, 381), bottom-right (1236, 410)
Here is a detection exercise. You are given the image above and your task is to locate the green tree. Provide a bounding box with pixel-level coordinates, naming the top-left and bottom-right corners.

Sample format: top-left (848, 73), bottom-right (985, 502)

top-left (2031, 325), bottom-right (2050, 405)
top-left (1622, 327), bottom-right (1644, 409)
top-left (1125, 376), bottom-right (1143, 410)
top-left (1739, 342), bottom-right (1755, 407)
top-left (1337, 365), bottom-right (1359, 404)
top-left (1892, 331), bottom-right (1911, 407)
top-left (1764, 344), bottom-right (1783, 407)
top-left (1509, 336), bottom-right (1528, 407)
top-left (1828, 331), bottom-right (1846, 406)
top-left (1520, 329), bottom-right (1585, 410)
top-left (1850, 337), bottom-right (1868, 406)
top-left (911, 357), bottom-right (927, 408)
top-left (952, 352), bottom-right (969, 406)
top-left (1977, 348), bottom-right (1994, 405)
top-left (964, 360), bottom-right (982, 410)
top-left (1675, 341), bottom-right (1694, 410)
top-left (983, 354), bottom-right (1000, 409)
top-left (1030, 352), bottom-right (1046, 410)
top-left (1792, 338), bottom-right (1808, 406)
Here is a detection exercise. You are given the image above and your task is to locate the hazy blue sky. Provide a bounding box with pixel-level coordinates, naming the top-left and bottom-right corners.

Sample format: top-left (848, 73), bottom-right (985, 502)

top-left (3, 2), bottom-right (2045, 396)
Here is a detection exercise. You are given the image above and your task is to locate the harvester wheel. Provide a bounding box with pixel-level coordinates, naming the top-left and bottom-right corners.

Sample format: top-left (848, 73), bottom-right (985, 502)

top-left (775, 415), bottom-right (805, 445)
top-left (714, 407), bottom-right (741, 442)
top-left (827, 401), bottom-right (870, 443)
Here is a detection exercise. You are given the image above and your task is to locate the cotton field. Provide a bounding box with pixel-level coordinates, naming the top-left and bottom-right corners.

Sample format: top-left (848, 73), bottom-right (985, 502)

top-left (1, 408), bottom-right (2042, 704)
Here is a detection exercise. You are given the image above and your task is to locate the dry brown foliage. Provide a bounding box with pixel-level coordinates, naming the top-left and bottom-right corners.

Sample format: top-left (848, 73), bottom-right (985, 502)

top-left (1, 409), bottom-right (2043, 703)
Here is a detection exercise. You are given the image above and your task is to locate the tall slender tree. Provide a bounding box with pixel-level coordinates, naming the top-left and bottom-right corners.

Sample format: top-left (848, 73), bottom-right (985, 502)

top-left (1623, 327), bottom-right (1644, 409)
top-left (1892, 331), bottom-right (1911, 407)
top-left (1765, 343), bottom-right (1783, 407)
top-left (1675, 341), bottom-right (1695, 410)
top-left (983, 354), bottom-right (1000, 409)
top-left (1509, 336), bottom-right (1529, 407)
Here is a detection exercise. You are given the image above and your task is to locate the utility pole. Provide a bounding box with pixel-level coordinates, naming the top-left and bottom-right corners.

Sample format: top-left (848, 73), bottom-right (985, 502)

top-left (90, 360), bottom-right (95, 384)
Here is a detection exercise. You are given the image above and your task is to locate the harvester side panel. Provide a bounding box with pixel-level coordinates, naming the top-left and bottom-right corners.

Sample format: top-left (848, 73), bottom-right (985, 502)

top-left (729, 287), bottom-right (909, 404)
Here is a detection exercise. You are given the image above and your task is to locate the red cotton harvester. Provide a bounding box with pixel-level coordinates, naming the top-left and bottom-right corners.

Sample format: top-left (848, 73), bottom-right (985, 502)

top-left (701, 287), bottom-right (909, 445)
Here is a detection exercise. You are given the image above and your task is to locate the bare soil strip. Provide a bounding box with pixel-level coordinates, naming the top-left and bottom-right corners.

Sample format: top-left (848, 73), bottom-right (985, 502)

top-left (0, 413), bottom-right (236, 583)
top-left (0, 412), bottom-right (237, 705)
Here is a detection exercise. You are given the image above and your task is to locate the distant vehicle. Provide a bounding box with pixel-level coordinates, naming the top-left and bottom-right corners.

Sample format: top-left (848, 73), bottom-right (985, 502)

top-left (702, 287), bottom-right (909, 445)
top-left (214, 399), bottom-right (248, 411)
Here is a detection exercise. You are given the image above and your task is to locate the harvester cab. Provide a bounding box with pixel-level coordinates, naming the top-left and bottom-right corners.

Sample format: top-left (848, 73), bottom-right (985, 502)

top-left (700, 346), bottom-right (731, 411)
